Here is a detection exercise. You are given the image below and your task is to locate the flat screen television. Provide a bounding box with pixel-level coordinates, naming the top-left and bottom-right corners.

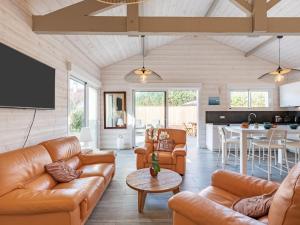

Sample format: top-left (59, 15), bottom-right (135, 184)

top-left (0, 43), bottom-right (55, 109)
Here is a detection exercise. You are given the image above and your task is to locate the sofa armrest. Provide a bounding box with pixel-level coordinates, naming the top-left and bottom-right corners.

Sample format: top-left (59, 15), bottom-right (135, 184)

top-left (211, 170), bottom-right (279, 197)
top-left (79, 150), bottom-right (116, 164)
top-left (0, 189), bottom-right (87, 215)
top-left (172, 144), bottom-right (187, 157)
top-left (168, 191), bottom-right (264, 225)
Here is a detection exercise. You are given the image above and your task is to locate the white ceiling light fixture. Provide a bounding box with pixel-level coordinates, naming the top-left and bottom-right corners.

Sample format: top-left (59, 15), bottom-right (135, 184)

top-left (258, 36), bottom-right (300, 83)
top-left (96, 0), bottom-right (144, 4)
top-left (125, 35), bottom-right (163, 83)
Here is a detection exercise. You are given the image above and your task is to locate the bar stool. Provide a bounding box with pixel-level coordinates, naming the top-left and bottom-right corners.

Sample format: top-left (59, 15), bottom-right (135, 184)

top-left (217, 126), bottom-right (240, 167)
top-left (251, 129), bottom-right (289, 181)
top-left (286, 139), bottom-right (300, 164)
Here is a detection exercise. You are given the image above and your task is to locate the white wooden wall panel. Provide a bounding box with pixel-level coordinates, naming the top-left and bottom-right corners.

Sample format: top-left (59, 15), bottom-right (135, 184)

top-left (0, 0), bottom-right (100, 153)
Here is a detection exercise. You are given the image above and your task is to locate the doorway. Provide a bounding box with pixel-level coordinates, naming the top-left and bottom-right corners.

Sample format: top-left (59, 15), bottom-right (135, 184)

top-left (134, 91), bottom-right (166, 146)
top-left (133, 90), bottom-right (198, 147)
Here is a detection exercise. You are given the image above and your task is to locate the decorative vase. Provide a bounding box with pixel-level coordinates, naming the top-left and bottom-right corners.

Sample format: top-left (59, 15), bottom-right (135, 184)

top-left (150, 167), bottom-right (158, 177)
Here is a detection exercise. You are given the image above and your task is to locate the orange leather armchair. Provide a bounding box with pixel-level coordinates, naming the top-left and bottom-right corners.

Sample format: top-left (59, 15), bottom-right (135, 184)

top-left (0, 136), bottom-right (115, 225)
top-left (169, 162), bottom-right (300, 225)
top-left (134, 128), bottom-right (187, 175)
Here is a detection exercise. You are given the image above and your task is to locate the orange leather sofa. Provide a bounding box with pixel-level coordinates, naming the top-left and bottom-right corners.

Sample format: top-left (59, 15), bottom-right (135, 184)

top-left (135, 128), bottom-right (187, 175)
top-left (169, 162), bottom-right (300, 225)
top-left (0, 136), bottom-right (115, 225)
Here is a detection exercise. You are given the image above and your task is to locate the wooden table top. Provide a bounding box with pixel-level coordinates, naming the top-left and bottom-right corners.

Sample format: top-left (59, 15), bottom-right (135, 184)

top-left (126, 168), bottom-right (182, 193)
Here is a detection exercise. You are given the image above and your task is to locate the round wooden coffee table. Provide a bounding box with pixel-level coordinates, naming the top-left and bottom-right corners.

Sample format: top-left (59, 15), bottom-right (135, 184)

top-left (126, 168), bottom-right (182, 213)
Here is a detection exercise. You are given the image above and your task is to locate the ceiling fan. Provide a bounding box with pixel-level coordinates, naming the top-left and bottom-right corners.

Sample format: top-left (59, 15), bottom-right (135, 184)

top-left (124, 35), bottom-right (162, 83)
top-left (258, 36), bottom-right (300, 83)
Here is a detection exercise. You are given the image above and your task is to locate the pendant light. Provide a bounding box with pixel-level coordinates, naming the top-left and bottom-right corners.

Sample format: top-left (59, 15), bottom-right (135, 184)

top-left (125, 36), bottom-right (162, 83)
top-left (258, 36), bottom-right (300, 83)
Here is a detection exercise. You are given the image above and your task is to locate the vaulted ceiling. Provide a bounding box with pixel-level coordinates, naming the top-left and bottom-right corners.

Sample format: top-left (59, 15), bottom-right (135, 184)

top-left (26, 0), bottom-right (300, 69)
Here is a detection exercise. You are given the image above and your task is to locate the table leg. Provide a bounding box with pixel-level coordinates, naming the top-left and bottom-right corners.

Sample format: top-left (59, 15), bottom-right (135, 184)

top-left (221, 137), bottom-right (227, 166)
top-left (173, 187), bottom-right (180, 194)
top-left (240, 131), bottom-right (248, 175)
top-left (138, 191), bottom-right (147, 213)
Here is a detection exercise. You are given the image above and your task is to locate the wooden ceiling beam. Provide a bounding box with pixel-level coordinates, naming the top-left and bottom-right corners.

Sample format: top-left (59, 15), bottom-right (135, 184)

top-left (45, 0), bottom-right (119, 18)
top-left (32, 0), bottom-right (300, 35)
top-left (230, 0), bottom-right (253, 15)
top-left (33, 16), bottom-right (300, 35)
top-left (127, 4), bottom-right (139, 32)
top-left (244, 36), bottom-right (276, 57)
top-left (267, 0), bottom-right (281, 11)
top-left (252, 0), bottom-right (267, 32)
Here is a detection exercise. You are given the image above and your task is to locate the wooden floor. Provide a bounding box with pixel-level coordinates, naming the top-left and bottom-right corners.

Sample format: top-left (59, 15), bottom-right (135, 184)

top-left (86, 144), bottom-right (287, 225)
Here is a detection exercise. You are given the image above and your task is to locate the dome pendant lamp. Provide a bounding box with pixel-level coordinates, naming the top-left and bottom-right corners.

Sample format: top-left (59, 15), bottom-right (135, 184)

top-left (125, 36), bottom-right (162, 83)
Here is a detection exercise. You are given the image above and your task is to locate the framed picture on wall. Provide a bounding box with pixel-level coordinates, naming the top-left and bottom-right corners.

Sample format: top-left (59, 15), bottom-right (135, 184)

top-left (208, 96), bottom-right (220, 105)
top-left (104, 92), bottom-right (127, 129)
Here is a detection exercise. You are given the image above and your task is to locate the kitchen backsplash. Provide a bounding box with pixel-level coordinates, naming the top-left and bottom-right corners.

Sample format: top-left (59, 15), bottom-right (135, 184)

top-left (206, 111), bottom-right (300, 125)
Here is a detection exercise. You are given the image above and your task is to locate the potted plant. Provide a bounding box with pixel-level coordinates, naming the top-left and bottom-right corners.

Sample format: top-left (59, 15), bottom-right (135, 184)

top-left (150, 152), bottom-right (160, 178)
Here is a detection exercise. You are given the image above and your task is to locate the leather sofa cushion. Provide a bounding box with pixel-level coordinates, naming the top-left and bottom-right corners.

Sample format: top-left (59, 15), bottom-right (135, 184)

top-left (65, 156), bottom-right (81, 170)
top-left (0, 145), bottom-right (52, 197)
top-left (79, 163), bottom-right (114, 183)
top-left (258, 215), bottom-right (269, 224)
top-left (268, 162), bottom-right (300, 225)
top-left (199, 186), bottom-right (240, 208)
top-left (24, 173), bottom-right (57, 191)
top-left (45, 161), bottom-right (82, 183)
top-left (147, 152), bottom-right (174, 165)
top-left (54, 177), bottom-right (105, 210)
top-left (41, 136), bottom-right (81, 162)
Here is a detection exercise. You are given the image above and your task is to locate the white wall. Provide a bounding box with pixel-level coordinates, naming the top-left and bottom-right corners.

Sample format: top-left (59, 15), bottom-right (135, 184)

top-left (0, 1), bottom-right (101, 153)
top-left (100, 36), bottom-right (279, 149)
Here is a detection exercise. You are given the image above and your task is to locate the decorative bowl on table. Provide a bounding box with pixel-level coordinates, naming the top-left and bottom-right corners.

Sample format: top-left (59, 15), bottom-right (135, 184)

top-left (289, 124), bottom-right (298, 130)
top-left (263, 122), bottom-right (272, 129)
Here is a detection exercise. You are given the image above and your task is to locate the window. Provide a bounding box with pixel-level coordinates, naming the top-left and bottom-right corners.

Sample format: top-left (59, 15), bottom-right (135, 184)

top-left (69, 78), bottom-right (86, 135)
top-left (230, 91), bottom-right (249, 108)
top-left (230, 90), bottom-right (269, 108)
top-left (68, 77), bottom-right (99, 148)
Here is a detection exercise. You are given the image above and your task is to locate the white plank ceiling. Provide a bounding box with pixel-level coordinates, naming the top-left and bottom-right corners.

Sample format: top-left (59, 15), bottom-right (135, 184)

top-left (25, 0), bottom-right (300, 69)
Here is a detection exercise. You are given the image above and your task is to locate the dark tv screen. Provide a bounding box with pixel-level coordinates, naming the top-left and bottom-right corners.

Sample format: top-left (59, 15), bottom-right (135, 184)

top-left (0, 43), bottom-right (55, 109)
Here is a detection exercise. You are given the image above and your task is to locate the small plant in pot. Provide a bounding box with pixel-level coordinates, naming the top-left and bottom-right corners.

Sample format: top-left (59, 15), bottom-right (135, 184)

top-left (150, 152), bottom-right (160, 178)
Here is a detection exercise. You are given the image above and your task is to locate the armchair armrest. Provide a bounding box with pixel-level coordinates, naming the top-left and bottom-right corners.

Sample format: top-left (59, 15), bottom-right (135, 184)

top-left (168, 191), bottom-right (264, 225)
top-left (79, 150), bottom-right (116, 164)
top-left (0, 189), bottom-right (87, 215)
top-left (211, 170), bottom-right (279, 197)
top-left (172, 144), bottom-right (187, 157)
top-left (134, 143), bottom-right (153, 155)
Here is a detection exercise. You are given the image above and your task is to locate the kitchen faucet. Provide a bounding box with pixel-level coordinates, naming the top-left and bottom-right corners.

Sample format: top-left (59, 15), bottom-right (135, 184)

top-left (248, 113), bottom-right (257, 124)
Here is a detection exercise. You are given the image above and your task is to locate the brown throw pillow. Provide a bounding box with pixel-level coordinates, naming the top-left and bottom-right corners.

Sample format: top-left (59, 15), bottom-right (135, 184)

top-left (157, 139), bottom-right (175, 152)
top-left (45, 161), bottom-right (82, 183)
top-left (232, 191), bottom-right (275, 219)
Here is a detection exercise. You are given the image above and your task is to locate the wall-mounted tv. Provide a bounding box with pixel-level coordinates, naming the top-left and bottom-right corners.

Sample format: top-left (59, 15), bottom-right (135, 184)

top-left (0, 43), bottom-right (55, 109)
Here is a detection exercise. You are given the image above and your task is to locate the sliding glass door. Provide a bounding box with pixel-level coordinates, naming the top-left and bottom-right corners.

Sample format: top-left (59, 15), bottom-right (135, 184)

top-left (134, 91), bottom-right (166, 146)
top-left (134, 90), bottom-right (198, 147)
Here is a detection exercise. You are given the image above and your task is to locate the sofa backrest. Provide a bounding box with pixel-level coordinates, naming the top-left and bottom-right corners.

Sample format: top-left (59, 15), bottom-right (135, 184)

top-left (41, 136), bottom-right (82, 169)
top-left (157, 129), bottom-right (186, 145)
top-left (0, 145), bottom-right (52, 197)
top-left (268, 162), bottom-right (300, 225)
